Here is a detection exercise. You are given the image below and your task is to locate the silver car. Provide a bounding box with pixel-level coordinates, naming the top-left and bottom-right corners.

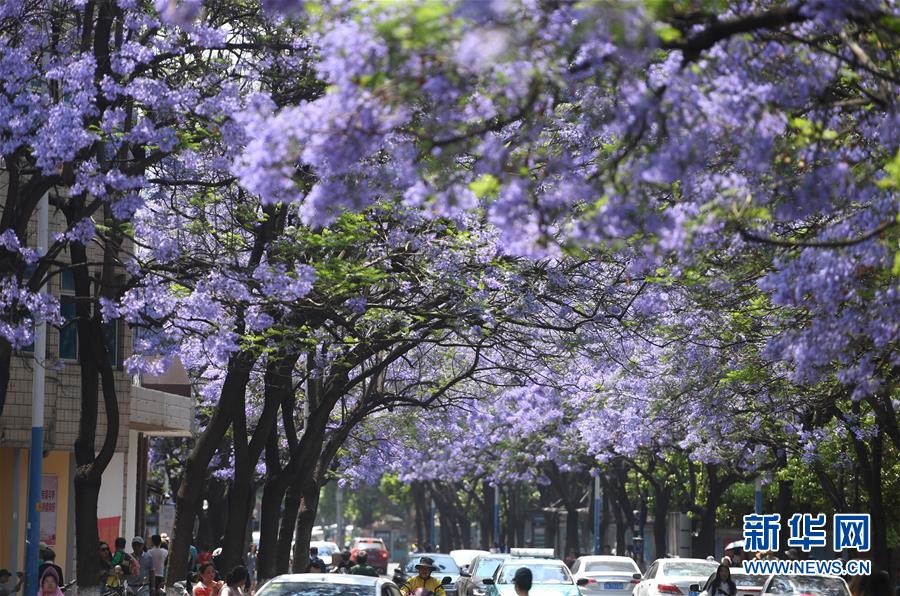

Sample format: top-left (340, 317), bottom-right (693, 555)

top-left (256, 573), bottom-right (402, 596)
top-left (633, 559), bottom-right (720, 596)
top-left (761, 574), bottom-right (850, 596)
top-left (570, 555), bottom-right (641, 596)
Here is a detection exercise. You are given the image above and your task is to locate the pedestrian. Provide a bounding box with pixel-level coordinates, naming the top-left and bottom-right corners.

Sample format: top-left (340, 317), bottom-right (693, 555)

top-left (148, 535), bottom-right (168, 593)
top-left (198, 546), bottom-right (213, 568)
top-left (848, 570), bottom-right (890, 596)
top-left (37, 550), bottom-right (63, 588)
top-left (0, 570), bottom-right (23, 596)
top-left (513, 568), bottom-right (532, 596)
top-left (128, 537), bottom-right (155, 594)
top-left (330, 551), bottom-right (352, 574)
top-left (489, 543), bottom-right (499, 555)
top-left (100, 542), bottom-right (122, 591)
top-left (219, 567), bottom-right (248, 596)
top-left (348, 552), bottom-right (379, 577)
top-left (111, 538), bottom-right (130, 576)
top-left (399, 557), bottom-right (445, 596)
top-left (37, 568), bottom-right (63, 596)
top-left (193, 563), bottom-right (223, 596)
top-left (307, 561), bottom-right (325, 574)
top-left (245, 545), bottom-right (257, 591)
top-left (307, 548), bottom-right (325, 573)
top-left (703, 564), bottom-right (736, 596)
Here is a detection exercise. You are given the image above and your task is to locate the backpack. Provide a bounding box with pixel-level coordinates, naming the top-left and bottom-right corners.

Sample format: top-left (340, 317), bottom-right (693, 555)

top-left (123, 553), bottom-right (140, 577)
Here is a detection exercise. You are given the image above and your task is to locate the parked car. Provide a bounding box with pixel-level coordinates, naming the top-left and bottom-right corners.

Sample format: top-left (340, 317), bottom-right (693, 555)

top-left (450, 549), bottom-right (491, 573)
top-left (482, 549), bottom-right (587, 596)
top-left (633, 559), bottom-right (720, 596)
top-left (570, 555), bottom-right (641, 596)
top-left (761, 574), bottom-right (850, 596)
top-left (395, 553), bottom-right (463, 596)
top-left (694, 569), bottom-right (768, 596)
top-left (456, 554), bottom-right (509, 596)
top-left (310, 541), bottom-right (341, 567)
top-left (350, 538), bottom-right (390, 575)
top-left (255, 573), bottom-right (401, 596)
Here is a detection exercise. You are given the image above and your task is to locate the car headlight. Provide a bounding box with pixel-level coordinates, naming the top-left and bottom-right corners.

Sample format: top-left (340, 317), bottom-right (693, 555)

top-left (473, 589), bottom-right (487, 596)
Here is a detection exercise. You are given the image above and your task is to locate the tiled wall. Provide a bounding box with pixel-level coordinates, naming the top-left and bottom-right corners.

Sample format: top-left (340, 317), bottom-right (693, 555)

top-left (1, 187), bottom-right (134, 452)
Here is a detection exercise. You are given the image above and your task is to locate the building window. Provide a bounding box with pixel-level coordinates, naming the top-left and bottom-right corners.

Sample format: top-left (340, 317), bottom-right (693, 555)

top-left (59, 295), bottom-right (78, 360)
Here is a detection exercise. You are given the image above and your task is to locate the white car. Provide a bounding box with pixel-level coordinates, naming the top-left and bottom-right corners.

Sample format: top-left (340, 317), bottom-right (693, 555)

top-left (570, 555), bottom-right (641, 596)
top-left (761, 574), bottom-right (850, 596)
top-left (255, 573), bottom-right (403, 596)
top-left (450, 549), bottom-right (492, 573)
top-left (309, 541), bottom-right (341, 566)
top-left (633, 559), bottom-right (719, 596)
top-left (694, 569), bottom-right (768, 596)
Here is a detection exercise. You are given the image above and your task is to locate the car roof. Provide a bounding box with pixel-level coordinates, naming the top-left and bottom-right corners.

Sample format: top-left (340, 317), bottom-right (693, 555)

top-left (576, 556), bottom-right (638, 563)
top-left (267, 574), bottom-right (386, 586)
top-left (502, 558), bottom-right (568, 566)
top-left (451, 549), bottom-right (491, 555)
top-left (655, 558), bottom-right (717, 564)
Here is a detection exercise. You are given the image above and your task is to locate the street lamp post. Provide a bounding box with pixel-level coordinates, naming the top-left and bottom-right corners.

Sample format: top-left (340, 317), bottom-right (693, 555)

top-left (25, 193), bottom-right (48, 596)
top-left (493, 485), bottom-right (500, 550)
top-left (754, 478), bottom-right (763, 514)
top-left (593, 475), bottom-right (601, 555)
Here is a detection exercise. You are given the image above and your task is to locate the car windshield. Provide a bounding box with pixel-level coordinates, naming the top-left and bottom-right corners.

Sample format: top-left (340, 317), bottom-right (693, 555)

top-left (662, 562), bottom-right (719, 577)
top-left (498, 564), bottom-right (572, 585)
top-left (584, 562), bottom-right (638, 573)
top-left (405, 556), bottom-right (460, 574)
top-left (315, 546), bottom-right (336, 556)
top-left (473, 559), bottom-right (504, 578)
top-left (257, 582), bottom-right (372, 596)
top-left (362, 545), bottom-right (385, 552)
top-left (766, 576), bottom-right (849, 596)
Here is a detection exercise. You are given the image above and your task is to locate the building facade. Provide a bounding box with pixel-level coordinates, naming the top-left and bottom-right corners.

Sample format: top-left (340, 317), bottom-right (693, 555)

top-left (0, 190), bottom-right (193, 578)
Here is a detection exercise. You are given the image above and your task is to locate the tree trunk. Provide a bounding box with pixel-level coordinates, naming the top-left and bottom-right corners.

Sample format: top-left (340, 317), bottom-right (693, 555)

top-left (275, 483), bottom-right (302, 573)
top-left (480, 482), bottom-right (492, 549)
top-left (69, 214), bottom-right (120, 590)
top-left (256, 474), bottom-right (288, 582)
top-left (692, 464), bottom-right (732, 557)
top-left (220, 478), bottom-right (255, 570)
top-left (291, 479), bottom-right (321, 572)
top-left (220, 352), bottom-right (298, 572)
top-left (564, 502), bottom-right (580, 556)
top-left (166, 351), bottom-right (256, 587)
top-left (0, 341), bottom-right (10, 418)
top-left (73, 472), bottom-right (103, 588)
top-left (653, 483), bottom-right (670, 562)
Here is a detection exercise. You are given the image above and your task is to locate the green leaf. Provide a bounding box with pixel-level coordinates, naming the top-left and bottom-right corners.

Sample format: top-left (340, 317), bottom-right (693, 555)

top-left (656, 24), bottom-right (682, 43)
top-left (877, 149), bottom-right (900, 189)
top-left (469, 174), bottom-right (500, 199)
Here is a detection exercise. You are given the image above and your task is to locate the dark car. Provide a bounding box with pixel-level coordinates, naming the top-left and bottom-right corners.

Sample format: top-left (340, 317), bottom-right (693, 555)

top-left (456, 554), bottom-right (509, 596)
top-left (350, 538), bottom-right (390, 575)
top-left (394, 553), bottom-right (462, 596)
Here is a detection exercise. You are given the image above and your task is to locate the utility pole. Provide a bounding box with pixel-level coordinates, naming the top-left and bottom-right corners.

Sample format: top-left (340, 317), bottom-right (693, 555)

top-left (754, 478), bottom-right (763, 514)
top-left (25, 193), bottom-right (48, 596)
top-left (493, 485), bottom-right (500, 550)
top-left (593, 474), bottom-right (601, 555)
top-left (335, 483), bottom-right (344, 548)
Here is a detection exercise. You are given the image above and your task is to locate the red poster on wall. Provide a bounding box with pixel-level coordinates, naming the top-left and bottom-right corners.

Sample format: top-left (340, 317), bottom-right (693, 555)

top-left (40, 475), bottom-right (58, 546)
top-left (98, 516), bottom-right (121, 547)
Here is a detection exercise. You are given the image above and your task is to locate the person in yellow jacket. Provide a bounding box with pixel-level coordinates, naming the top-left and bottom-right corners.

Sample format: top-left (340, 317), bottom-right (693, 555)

top-left (400, 557), bottom-right (446, 596)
